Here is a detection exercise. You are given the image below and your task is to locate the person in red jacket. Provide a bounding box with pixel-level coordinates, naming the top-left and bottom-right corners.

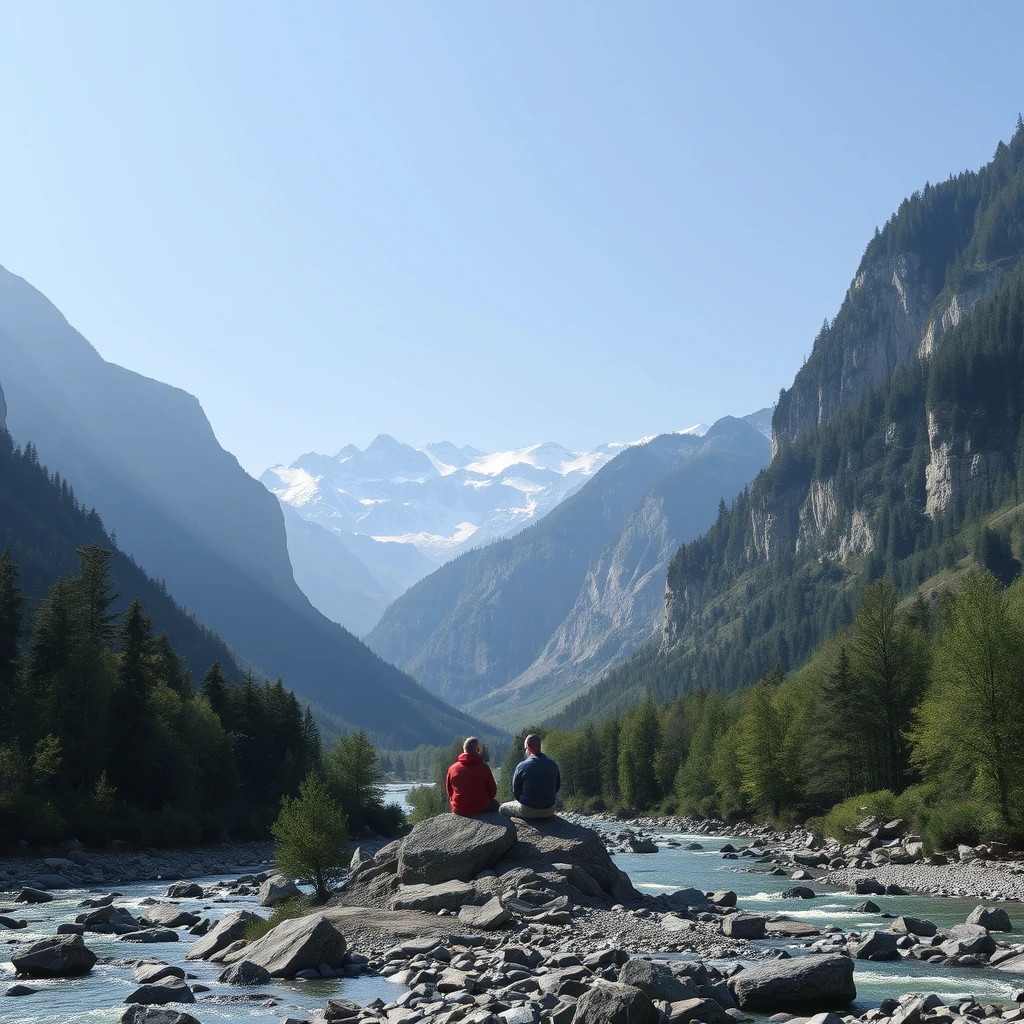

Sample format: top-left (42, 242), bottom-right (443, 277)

top-left (446, 737), bottom-right (499, 815)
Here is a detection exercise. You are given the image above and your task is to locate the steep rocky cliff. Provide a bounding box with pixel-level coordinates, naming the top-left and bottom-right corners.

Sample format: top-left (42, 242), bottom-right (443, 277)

top-left (553, 124), bottom-right (1024, 729)
top-left (773, 130), bottom-right (1024, 454)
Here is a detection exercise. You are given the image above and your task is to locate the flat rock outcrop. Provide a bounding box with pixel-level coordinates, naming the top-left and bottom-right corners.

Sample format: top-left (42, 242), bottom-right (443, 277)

top-left (185, 909), bottom-right (261, 961)
top-left (398, 813), bottom-right (517, 885)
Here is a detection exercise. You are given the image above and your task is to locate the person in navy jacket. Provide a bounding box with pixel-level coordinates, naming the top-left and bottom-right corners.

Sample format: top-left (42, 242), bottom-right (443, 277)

top-left (500, 734), bottom-right (560, 819)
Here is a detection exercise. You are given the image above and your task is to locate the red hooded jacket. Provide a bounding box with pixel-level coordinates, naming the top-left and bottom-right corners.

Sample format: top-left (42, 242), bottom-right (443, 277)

top-left (446, 751), bottom-right (497, 815)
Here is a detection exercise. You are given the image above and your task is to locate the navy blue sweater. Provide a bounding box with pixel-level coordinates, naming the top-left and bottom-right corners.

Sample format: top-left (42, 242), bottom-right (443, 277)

top-left (511, 753), bottom-right (561, 808)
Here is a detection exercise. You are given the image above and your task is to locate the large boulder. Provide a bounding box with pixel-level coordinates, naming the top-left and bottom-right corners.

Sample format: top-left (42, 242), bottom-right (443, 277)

top-left (219, 959), bottom-right (272, 986)
top-left (399, 813), bottom-right (517, 885)
top-left (15, 887), bottom-right (53, 904)
top-left (967, 906), bottom-right (1013, 932)
top-left (501, 816), bottom-right (639, 903)
top-left (185, 910), bottom-right (261, 961)
top-left (571, 980), bottom-right (658, 1024)
top-left (458, 896), bottom-right (509, 931)
top-left (120, 1009), bottom-right (202, 1024)
top-left (165, 882), bottom-right (203, 899)
top-left (258, 874), bottom-right (301, 907)
top-left (124, 979), bottom-right (195, 1005)
top-left (849, 931), bottom-right (899, 960)
top-left (729, 955), bottom-right (856, 1012)
top-left (140, 905), bottom-right (200, 929)
top-left (722, 912), bottom-right (767, 939)
top-left (12, 935), bottom-right (97, 977)
top-left (618, 959), bottom-right (696, 1002)
top-left (889, 916), bottom-right (936, 937)
top-left (232, 913), bottom-right (346, 978)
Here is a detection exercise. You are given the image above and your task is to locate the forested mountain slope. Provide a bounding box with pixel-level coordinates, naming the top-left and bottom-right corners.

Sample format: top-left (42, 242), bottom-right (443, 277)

top-left (0, 268), bottom-right (487, 748)
top-left (553, 121), bottom-right (1024, 728)
top-left (0, 415), bottom-right (235, 682)
top-left (367, 415), bottom-right (770, 724)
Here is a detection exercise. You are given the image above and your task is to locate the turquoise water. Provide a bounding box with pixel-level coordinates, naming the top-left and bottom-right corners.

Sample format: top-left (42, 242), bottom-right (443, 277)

top-left (613, 829), bottom-right (1024, 1007)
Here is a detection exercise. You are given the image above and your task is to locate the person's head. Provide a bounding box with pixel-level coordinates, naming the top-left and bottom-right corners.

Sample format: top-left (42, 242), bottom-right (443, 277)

top-left (463, 736), bottom-right (481, 755)
top-left (524, 734), bottom-right (541, 755)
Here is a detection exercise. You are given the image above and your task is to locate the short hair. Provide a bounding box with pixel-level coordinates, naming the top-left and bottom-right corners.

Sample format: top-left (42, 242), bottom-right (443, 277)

top-left (463, 736), bottom-right (481, 753)
top-left (525, 734), bottom-right (541, 753)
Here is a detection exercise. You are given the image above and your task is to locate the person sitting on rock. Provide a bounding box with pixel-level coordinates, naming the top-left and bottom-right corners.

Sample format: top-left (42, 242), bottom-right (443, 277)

top-left (500, 734), bottom-right (560, 819)
top-left (446, 737), bottom-right (499, 815)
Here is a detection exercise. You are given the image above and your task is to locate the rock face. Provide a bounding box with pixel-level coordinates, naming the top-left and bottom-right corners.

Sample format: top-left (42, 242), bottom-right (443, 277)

top-left (12, 934), bottom-right (97, 977)
top-left (398, 813), bottom-right (517, 885)
top-left (165, 882), bottom-right (203, 899)
top-left (722, 912), bottom-right (766, 939)
top-left (219, 960), bottom-right (272, 986)
top-left (571, 979), bottom-right (659, 1024)
top-left (258, 874), bottom-right (301, 907)
top-left (232, 913), bottom-right (346, 978)
top-left (392, 880), bottom-right (478, 913)
top-left (967, 906), bottom-right (1013, 932)
top-left (186, 910), bottom-right (261, 961)
top-left (729, 955), bottom-right (856, 1012)
top-left (458, 896), bottom-right (509, 931)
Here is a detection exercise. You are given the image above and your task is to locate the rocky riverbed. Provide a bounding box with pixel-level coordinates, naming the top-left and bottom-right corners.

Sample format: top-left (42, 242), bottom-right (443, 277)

top-left (6, 812), bottom-right (1024, 1024)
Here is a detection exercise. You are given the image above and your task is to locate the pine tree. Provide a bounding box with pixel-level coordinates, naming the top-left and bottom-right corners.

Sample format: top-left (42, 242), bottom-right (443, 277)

top-left (327, 729), bottom-right (385, 830)
top-left (201, 661), bottom-right (229, 724)
top-left (618, 695), bottom-right (662, 809)
top-left (75, 546), bottom-right (121, 646)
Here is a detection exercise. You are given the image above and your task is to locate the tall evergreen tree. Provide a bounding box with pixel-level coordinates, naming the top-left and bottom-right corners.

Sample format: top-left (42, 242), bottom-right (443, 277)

top-left (201, 661), bottom-right (229, 724)
top-left (0, 549), bottom-right (23, 741)
top-left (75, 546), bottom-right (121, 647)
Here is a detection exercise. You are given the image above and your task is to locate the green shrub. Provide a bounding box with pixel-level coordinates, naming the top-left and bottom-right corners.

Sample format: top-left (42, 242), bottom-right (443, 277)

top-left (920, 800), bottom-right (1004, 850)
top-left (243, 896), bottom-right (309, 941)
top-left (806, 790), bottom-right (897, 841)
top-left (406, 784), bottom-right (447, 823)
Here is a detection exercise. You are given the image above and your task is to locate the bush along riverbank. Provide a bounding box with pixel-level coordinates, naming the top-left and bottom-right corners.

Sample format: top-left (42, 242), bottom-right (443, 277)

top-left (8, 812), bottom-right (1024, 1023)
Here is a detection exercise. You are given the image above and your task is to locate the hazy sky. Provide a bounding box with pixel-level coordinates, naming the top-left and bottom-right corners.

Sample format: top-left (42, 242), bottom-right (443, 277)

top-left (1, 2), bottom-right (1022, 474)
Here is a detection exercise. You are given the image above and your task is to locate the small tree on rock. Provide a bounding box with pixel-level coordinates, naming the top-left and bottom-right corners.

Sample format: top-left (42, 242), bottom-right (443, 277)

top-left (271, 772), bottom-right (349, 901)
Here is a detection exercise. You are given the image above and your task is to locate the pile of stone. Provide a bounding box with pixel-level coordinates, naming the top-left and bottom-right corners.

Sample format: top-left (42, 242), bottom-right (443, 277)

top-left (307, 939), bottom-right (855, 1023)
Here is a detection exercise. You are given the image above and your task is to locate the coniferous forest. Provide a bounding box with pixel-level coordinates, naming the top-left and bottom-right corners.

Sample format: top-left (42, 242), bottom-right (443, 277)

top-left (0, 429), bottom-right (401, 848)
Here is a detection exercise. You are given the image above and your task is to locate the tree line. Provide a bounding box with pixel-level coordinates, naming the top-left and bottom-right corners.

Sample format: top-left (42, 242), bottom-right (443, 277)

top-left (0, 545), bottom-right (401, 848)
top-left (531, 572), bottom-right (1024, 851)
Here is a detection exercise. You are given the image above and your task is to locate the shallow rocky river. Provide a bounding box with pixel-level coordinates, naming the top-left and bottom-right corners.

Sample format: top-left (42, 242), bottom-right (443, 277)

top-left (610, 824), bottom-right (1024, 1008)
top-left (4, 800), bottom-right (1024, 1022)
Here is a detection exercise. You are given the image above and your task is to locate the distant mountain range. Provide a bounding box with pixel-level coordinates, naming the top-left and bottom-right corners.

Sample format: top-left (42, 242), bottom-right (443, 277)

top-left (262, 426), bottom-right (715, 634)
top-left (365, 412), bottom-right (772, 726)
top-left (0, 265), bottom-right (493, 749)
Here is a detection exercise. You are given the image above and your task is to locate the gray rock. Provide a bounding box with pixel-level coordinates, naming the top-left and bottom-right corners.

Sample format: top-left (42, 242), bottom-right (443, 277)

top-left (165, 882), bottom-right (203, 899)
top-left (120, 928), bottom-right (180, 943)
top-left (140, 905), bottom-right (200, 929)
top-left (15, 887), bottom-right (53, 904)
top-left (792, 850), bottom-right (829, 867)
top-left (392, 880), bottom-right (478, 912)
top-left (780, 887), bottom-right (816, 899)
top-left (628, 837), bottom-right (659, 853)
top-left (123, 978), bottom-right (195, 1005)
top-left (459, 896), bottom-right (509, 931)
top-left (186, 910), bottom-right (262, 960)
top-left (849, 931), bottom-right (899, 960)
top-left (571, 980), bottom-right (658, 1024)
top-left (257, 873), bottom-right (301, 907)
top-left (120, 1009), bottom-right (202, 1024)
top-left (399, 813), bottom-right (517, 885)
top-left (967, 905), bottom-right (1013, 932)
top-left (618, 958), bottom-right (696, 1002)
top-left (708, 890), bottom-right (737, 907)
top-left (32, 873), bottom-right (73, 888)
top-left (234, 912), bottom-right (346, 978)
top-left (133, 963), bottom-right (186, 985)
top-left (219, 959), bottom-right (272, 986)
top-left (722, 912), bottom-right (767, 939)
top-left (889, 916), bottom-right (937, 937)
top-left (729, 955), bottom-right (856, 1011)
top-left (4, 984), bottom-right (38, 996)
top-left (0, 915), bottom-right (27, 929)
top-left (667, 996), bottom-right (730, 1023)
top-left (12, 934), bottom-right (98, 977)
top-left (853, 878), bottom-right (885, 896)
top-left (942, 923), bottom-right (996, 956)
top-left (852, 900), bottom-right (880, 913)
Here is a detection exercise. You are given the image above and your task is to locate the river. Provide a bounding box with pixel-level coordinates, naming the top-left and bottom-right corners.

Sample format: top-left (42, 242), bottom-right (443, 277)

top-left (610, 824), bottom-right (1024, 1008)
top-left (3, 796), bottom-right (1022, 1021)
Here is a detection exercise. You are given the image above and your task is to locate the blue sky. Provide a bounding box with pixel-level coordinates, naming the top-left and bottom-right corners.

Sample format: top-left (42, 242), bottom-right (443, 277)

top-left (1, 2), bottom-right (1022, 474)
